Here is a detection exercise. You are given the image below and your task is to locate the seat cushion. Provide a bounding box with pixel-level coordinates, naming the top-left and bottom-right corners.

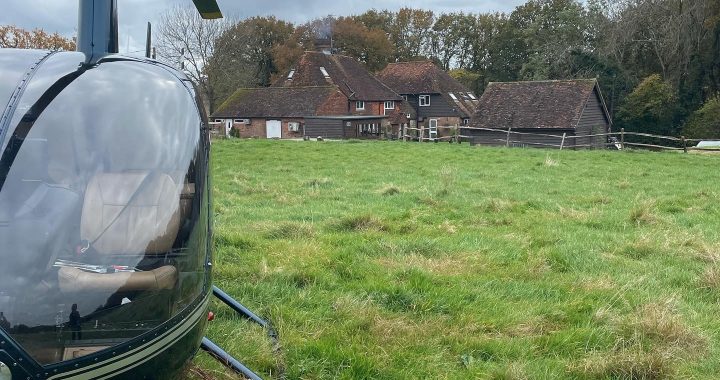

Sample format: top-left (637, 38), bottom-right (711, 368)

top-left (81, 172), bottom-right (180, 255)
top-left (58, 266), bottom-right (177, 293)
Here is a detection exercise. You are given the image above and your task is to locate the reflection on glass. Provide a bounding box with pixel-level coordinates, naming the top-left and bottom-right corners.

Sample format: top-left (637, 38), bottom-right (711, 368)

top-left (0, 59), bottom-right (209, 365)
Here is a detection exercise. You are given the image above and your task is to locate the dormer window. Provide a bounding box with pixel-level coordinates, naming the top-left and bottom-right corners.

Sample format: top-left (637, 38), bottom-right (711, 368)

top-left (419, 95), bottom-right (431, 107)
top-left (319, 67), bottom-right (330, 79)
top-left (356, 101), bottom-right (365, 110)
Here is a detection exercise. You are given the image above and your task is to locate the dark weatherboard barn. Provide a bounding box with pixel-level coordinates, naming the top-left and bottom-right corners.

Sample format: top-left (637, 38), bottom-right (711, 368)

top-left (467, 79), bottom-right (612, 148)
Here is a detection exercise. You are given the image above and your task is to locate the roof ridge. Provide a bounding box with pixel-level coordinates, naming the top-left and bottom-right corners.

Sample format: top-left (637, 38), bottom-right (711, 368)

top-left (488, 78), bottom-right (597, 85)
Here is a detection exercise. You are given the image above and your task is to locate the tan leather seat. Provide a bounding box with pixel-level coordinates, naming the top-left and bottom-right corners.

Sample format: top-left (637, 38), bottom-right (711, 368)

top-left (81, 172), bottom-right (181, 255)
top-left (58, 172), bottom-right (180, 293)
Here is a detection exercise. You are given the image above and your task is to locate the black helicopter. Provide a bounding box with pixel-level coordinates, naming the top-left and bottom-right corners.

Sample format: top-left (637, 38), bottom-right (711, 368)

top-left (0, 1), bottom-right (268, 379)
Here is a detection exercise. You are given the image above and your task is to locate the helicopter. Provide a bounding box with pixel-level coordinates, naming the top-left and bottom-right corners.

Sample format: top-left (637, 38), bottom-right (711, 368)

top-left (0, 1), bottom-right (268, 379)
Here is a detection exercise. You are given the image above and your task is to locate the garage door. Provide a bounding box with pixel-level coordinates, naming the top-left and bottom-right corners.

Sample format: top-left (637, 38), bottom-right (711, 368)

top-left (266, 120), bottom-right (282, 139)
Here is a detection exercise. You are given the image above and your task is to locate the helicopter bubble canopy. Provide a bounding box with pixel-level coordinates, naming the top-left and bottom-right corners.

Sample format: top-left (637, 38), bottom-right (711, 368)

top-left (0, 49), bottom-right (210, 366)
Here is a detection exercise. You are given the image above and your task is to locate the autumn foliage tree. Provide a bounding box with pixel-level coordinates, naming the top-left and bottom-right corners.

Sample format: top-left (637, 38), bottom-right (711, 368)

top-left (0, 25), bottom-right (75, 51)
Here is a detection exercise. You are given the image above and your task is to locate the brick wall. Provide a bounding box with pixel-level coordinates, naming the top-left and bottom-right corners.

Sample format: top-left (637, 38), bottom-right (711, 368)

top-left (230, 118), bottom-right (308, 139)
top-left (231, 119), bottom-right (265, 138)
top-left (317, 91), bottom-right (349, 116)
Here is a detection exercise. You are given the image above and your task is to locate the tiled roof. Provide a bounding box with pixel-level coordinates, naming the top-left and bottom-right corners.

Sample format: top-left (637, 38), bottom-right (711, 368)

top-left (471, 79), bottom-right (601, 130)
top-left (274, 51), bottom-right (401, 102)
top-left (377, 61), bottom-right (469, 94)
top-left (377, 61), bottom-right (479, 118)
top-left (211, 86), bottom-right (338, 118)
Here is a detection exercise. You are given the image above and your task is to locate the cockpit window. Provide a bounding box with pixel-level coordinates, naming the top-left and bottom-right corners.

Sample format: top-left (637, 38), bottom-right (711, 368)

top-left (0, 59), bottom-right (209, 365)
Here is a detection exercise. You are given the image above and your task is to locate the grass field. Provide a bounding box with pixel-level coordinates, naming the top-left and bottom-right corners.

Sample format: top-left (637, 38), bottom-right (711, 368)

top-left (191, 139), bottom-right (720, 379)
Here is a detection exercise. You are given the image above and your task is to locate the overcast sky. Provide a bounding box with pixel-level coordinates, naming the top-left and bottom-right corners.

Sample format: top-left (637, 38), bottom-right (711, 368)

top-left (1, 0), bottom-right (526, 55)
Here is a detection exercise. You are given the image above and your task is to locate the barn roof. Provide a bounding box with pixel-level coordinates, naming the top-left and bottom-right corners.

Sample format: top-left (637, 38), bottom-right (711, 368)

top-left (471, 79), bottom-right (610, 130)
top-left (377, 61), bottom-right (479, 118)
top-left (212, 86), bottom-right (338, 118)
top-left (274, 51), bottom-right (401, 102)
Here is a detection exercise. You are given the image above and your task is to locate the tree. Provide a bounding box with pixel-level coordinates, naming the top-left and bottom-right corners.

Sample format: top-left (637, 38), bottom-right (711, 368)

top-left (333, 17), bottom-right (393, 71)
top-left (155, 5), bottom-right (231, 113)
top-left (0, 25), bottom-right (75, 50)
top-left (617, 74), bottom-right (679, 136)
top-left (206, 17), bottom-right (294, 109)
top-left (390, 8), bottom-right (435, 61)
top-left (683, 97), bottom-right (720, 139)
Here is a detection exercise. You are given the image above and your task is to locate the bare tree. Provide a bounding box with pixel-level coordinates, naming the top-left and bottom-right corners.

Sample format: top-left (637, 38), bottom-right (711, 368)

top-left (155, 5), bottom-right (230, 113)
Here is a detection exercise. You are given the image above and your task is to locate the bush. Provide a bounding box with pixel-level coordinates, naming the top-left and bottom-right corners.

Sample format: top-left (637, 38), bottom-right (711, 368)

top-left (617, 74), bottom-right (679, 136)
top-left (683, 97), bottom-right (720, 140)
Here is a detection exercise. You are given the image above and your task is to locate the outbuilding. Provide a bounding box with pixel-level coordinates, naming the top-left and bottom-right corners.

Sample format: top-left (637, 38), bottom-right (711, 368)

top-left (467, 79), bottom-right (612, 148)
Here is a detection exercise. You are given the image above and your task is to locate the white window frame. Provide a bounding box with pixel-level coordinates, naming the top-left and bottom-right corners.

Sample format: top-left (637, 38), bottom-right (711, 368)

top-left (319, 66), bottom-right (330, 78)
top-left (463, 118), bottom-right (470, 125)
top-left (468, 92), bottom-right (477, 100)
top-left (449, 92), bottom-right (457, 100)
top-left (356, 101), bottom-right (365, 111)
top-left (419, 95), bottom-right (431, 107)
top-left (384, 101), bottom-right (395, 116)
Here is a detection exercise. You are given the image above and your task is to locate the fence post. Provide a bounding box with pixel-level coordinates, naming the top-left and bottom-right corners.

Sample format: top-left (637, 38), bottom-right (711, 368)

top-left (420, 125), bottom-right (425, 142)
top-left (681, 135), bottom-right (687, 153)
top-left (506, 127), bottom-right (512, 147)
top-left (620, 128), bottom-right (625, 150)
top-left (560, 132), bottom-right (566, 150)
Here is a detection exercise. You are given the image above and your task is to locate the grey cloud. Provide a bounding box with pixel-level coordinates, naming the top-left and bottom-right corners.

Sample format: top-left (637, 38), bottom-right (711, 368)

top-left (2, 0), bottom-right (525, 55)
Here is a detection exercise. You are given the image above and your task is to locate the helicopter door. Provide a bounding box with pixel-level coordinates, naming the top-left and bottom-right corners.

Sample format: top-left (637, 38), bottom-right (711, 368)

top-left (266, 120), bottom-right (281, 139)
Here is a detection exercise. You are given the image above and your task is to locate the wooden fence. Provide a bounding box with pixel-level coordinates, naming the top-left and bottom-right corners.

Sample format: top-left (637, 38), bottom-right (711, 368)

top-left (400, 125), bottom-right (719, 153)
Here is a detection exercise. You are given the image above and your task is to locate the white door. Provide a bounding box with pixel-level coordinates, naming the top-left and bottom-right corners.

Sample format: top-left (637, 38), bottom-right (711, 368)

top-left (224, 120), bottom-right (232, 137)
top-left (266, 120), bottom-right (282, 139)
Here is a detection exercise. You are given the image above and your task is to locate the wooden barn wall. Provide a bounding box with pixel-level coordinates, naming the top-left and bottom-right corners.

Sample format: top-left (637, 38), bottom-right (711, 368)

top-left (304, 119), bottom-right (344, 139)
top-left (576, 89), bottom-right (610, 148)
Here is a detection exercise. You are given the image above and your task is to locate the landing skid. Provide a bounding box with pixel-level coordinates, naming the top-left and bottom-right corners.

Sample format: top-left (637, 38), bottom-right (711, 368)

top-left (202, 286), bottom-right (277, 379)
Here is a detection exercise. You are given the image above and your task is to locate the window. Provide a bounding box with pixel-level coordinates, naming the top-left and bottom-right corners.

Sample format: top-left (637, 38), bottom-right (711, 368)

top-left (356, 101), bottom-right (365, 110)
top-left (468, 92), bottom-right (477, 100)
top-left (287, 69), bottom-right (295, 80)
top-left (319, 66), bottom-right (330, 78)
top-left (419, 95), bottom-right (431, 107)
top-left (288, 122), bottom-right (300, 132)
top-left (402, 95), bottom-right (408, 101)
top-left (214, 119), bottom-right (223, 123)
top-left (449, 93), bottom-right (457, 100)
top-left (463, 118), bottom-right (470, 125)
top-left (384, 101), bottom-right (395, 116)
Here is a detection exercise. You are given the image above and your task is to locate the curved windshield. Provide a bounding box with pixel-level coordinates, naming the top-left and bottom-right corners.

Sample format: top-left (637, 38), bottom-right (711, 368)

top-left (0, 58), bottom-right (209, 365)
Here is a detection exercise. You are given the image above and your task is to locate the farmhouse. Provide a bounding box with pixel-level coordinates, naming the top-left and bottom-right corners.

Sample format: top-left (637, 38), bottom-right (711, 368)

top-left (466, 79), bottom-right (612, 148)
top-left (212, 51), bottom-right (408, 139)
top-left (211, 86), bottom-right (388, 139)
top-left (377, 61), bottom-right (479, 138)
top-left (274, 51), bottom-right (408, 137)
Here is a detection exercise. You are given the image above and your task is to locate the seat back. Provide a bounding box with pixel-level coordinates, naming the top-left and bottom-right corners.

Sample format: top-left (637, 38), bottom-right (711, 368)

top-left (81, 172), bottom-right (180, 255)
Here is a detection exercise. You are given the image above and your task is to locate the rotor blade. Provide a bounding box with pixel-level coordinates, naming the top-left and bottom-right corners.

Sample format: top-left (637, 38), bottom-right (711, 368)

top-left (191, 0), bottom-right (223, 19)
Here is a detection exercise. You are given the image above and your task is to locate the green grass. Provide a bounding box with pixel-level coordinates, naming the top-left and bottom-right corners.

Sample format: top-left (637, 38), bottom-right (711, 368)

top-left (191, 139), bottom-right (720, 379)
